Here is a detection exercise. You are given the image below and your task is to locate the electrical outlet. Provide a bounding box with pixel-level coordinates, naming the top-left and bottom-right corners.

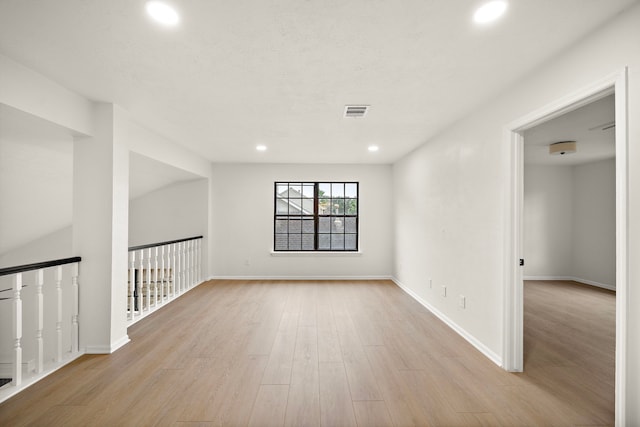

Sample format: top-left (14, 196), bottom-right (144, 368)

top-left (244, 259), bottom-right (250, 266)
top-left (441, 285), bottom-right (447, 297)
top-left (459, 295), bottom-right (466, 309)
top-left (429, 279), bottom-right (432, 289)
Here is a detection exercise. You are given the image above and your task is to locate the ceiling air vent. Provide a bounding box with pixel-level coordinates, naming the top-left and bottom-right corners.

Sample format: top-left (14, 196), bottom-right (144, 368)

top-left (344, 105), bottom-right (369, 118)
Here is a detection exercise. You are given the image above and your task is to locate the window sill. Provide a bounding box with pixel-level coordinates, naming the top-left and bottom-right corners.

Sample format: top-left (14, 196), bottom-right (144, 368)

top-left (270, 251), bottom-right (362, 257)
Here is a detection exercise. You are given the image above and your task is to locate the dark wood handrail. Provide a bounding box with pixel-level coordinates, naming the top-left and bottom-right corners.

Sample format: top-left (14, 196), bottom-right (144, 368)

top-left (128, 235), bottom-right (203, 252)
top-left (0, 256), bottom-right (82, 278)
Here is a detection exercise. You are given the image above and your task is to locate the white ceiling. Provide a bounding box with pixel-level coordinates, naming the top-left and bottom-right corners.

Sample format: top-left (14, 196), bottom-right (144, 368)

top-left (523, 94), bottom-right (615, 166)
top-left (0, 0), bottom-right (636, 164)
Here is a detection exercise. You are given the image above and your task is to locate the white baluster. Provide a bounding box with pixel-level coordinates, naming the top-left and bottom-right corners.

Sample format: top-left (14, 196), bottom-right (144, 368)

top-left (186, 241), bottom-right (190, 290)
top-left (170, 243), bottom-right (176, 297)
top-left (192, 240), bottom-right (197, 285)
top-left (159, 245), bottom-right (165, 303)
top-left (55, 265), bottom-right (63, 363)
top-left (166, 244), bottom-right (171, 298)
top-left (138, 249), bottom-right (144, 313)
top-left (191, 240), bottom-right (195, 286)
top-left (71, 262), bottom-right (79, 354)
top-left (174, 242), bottom-right (179, 295)
top-left (13, 273), bottom-right (23, 386)
top-left (129, 251), bottom-right (136, 319)
top-left (35, 269), bottom-right (44, 373)
top-left (196, 238), bottom-right (201, 284)
top-left (178, 243), bottom-right (181, 294)
top-left (146, 248), bottom-right (152, 309)
top-left (186, 240), bottom-right (191, 289)
top-left (180, 242), bottom-right (185, 294)
top-left (163, 244), bottom-right (167, 298)
top-left (153, 247), bottom-right (159, 306)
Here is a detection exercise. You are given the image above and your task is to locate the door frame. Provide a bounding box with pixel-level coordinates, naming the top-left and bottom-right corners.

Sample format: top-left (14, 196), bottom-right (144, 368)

top-left (502, 68), bottom-right (628, 424)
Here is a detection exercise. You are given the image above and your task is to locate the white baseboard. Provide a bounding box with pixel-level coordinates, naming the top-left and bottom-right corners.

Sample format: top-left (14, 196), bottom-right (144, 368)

top-left (0, 351), bottom-right (84, 404)
top-left (391, 277), bottom-right (503, 367)
top-left (84, 335), bottom-right (130, 355)
top-left (523, 276), bottom-right (615, 291)
top-left (207, 275), bottom-right (393, 281)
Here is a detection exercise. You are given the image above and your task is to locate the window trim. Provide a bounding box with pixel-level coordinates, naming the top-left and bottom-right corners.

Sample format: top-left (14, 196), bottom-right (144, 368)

top-left (273, 181), bottom-right (359, 252)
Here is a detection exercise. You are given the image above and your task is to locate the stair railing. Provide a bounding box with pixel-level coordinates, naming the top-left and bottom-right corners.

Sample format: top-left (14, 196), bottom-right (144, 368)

top-left (127, 236), bottom-right (203, 325)
top-left (0, 257), bottom-right (81, 393)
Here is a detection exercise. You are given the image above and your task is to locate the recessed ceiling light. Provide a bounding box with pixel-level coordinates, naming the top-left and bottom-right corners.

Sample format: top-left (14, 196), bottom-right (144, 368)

top-left (473, 1), bottom-right (507, 24)
top-left (368, 145), bottom-right (379, 152)
top-left (256, 145), bottom-right (267, 152)
top-left (146, 1), bottom-right (180, 26)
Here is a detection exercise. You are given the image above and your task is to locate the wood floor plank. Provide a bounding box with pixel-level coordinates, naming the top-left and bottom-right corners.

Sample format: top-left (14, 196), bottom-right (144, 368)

top-left (316, 300), bottom-right (343, 363)
top-left (352, 401), bottom-right (394, 427)
top-left (318, 362), bottom-right (357, 427)
top-left (248, 384), bottom-right (290, 427)
top-left (284, 325), bottom-right (320, 427)
top-left (317, 327), bottom-right (342, 364)
top-left (208, 354), bottom-right (268, 426)
top-left (363, 345), bottom-right (430, 426)
top-left (261, 313), bottom-right (299, 385)
top-left (0, 279), bottom-right (615, 426)
top-left (331, 290), bottom-right (383, 402)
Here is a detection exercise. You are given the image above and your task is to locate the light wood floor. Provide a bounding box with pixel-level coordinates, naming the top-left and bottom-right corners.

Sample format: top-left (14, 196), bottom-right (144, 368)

top-left (0, 279), bottom-right (615, 426)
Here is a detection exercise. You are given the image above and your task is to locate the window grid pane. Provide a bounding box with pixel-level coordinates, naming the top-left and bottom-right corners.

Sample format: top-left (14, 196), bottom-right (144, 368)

top-left (274, 182), bottom-right (358, 252)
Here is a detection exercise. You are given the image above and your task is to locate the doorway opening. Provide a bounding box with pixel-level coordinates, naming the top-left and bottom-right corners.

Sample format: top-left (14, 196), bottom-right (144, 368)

top-left (521, 93), bottom-right (616, 422)
top-left (503, 69), bottom-right (628, 422)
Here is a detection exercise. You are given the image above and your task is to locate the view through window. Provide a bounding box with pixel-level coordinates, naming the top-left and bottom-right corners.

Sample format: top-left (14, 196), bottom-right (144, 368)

top-left (274, 182), bottom-right (358, 251)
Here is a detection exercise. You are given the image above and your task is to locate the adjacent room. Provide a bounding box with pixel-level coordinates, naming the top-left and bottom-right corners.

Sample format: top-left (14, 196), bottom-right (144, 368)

top-left (522, 94), bottom-right (617, 421)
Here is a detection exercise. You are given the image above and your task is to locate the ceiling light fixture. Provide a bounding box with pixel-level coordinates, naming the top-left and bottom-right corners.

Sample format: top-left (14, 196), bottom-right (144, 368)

top-left (146, 1), bottom-right (180, 26)
top-left (256, 145), bottom-right (267, 152)
top-left (473, 1), bottom-right (508, 24)
top-left (549, 141), bottom-right (577, 156)
top-left (368, 145), bottom-right (379, 152)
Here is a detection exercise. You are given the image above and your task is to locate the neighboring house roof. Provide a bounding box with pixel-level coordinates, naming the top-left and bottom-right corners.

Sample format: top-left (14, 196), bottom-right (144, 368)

top-left (277, 188), bottom-right (313, 215)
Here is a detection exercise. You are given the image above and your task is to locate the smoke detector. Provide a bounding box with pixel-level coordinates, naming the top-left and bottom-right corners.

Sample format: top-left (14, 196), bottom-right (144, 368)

top-left (549, 141), bottom-right (577, 156)
top-left (344, 105), bottom-right (369, 118)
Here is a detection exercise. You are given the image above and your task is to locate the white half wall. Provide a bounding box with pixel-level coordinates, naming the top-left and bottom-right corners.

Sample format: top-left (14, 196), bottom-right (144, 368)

top-left (211, 163), bottom-right (393, 278)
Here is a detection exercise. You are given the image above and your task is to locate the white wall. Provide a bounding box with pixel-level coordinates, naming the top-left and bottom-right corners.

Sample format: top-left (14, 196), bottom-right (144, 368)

top-left (126, 117), bottom-right (213, 278)
top-left (523, 165), bottom-right (574, 277)
top-left (573, 159), bottom-right (616, 286)
top-left (0, 226), bottom-right (72, 268)
top-left (392, 4), bottom-right (640, 420)
top-left (211, 163), bottom-right (393, 278)
top-left (523, 160), bottom-right (615, 288)
top-left (129, 179), bottom-right (208, 247)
